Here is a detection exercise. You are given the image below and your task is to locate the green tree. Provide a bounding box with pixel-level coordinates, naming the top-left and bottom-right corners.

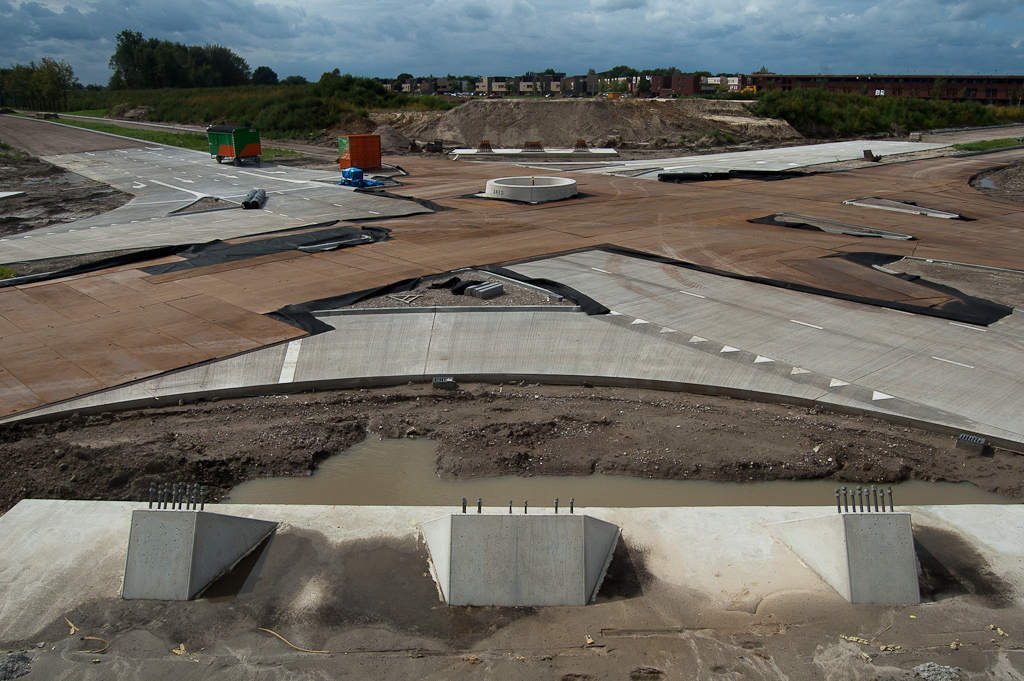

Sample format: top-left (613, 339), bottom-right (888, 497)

top-left (931, 78), bottom-right (945, 100)
top-left (33, 57), bottom-right (79, 110)
top-left (281, 74), bottom-right (308, 85)
top-left (252, 66), bottom-right (279, 85)
top-left (108, 30), bottom-right (250, 89)
top-left (108, 29), bottom-right (147, 89)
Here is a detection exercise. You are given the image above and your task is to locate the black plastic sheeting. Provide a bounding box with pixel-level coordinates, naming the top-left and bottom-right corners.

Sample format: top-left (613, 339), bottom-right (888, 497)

top-left (592, 245), bottom-right (1013, 327)
top-left (0, 245), bottom-right (188, 290)
top-left (269, 269), bottom-right (610, 336)
top-left (747, 214), bottom-right (915, 240)
top-left (659, 169), bottom-right (808, 183)
top-left (141, 223), bottom-right (390, 275)
top-left (427, 276), bottom-right (485, 295)
top-left (483, 266), bottom-right (610, 315)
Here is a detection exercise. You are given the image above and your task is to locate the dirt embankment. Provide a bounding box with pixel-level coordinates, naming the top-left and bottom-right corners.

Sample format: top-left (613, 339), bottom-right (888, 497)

top-left (2, 384), bottom-right (1021, 515)
top-left (312, 99), bottom-right (803, 153)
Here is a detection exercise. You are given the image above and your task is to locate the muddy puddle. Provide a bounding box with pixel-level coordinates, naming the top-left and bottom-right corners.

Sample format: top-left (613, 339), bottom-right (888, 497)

top-left (224, 436), bottom-right (1009, 508)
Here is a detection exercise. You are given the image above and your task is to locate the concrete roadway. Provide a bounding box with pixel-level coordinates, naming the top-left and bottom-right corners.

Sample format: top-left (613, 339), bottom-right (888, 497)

top-left (532, 140), bottom-right (947, 178)
top-left (12, 251), bottom-right (1023, 449)
top-left (0, 137), bottom-right (429, 263)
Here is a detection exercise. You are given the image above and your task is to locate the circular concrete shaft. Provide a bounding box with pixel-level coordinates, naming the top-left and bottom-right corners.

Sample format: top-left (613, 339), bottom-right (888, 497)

top-left (485, 176), bottom-right (578, 203)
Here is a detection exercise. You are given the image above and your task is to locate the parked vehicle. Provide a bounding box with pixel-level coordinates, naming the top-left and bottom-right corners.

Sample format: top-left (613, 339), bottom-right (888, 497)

top-left (206, 125), bottom-right (262, 166)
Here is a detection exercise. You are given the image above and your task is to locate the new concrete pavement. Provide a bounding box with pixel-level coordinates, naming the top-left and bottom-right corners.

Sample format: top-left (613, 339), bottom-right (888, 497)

top-left (0, 144), bottom-right (428, 262)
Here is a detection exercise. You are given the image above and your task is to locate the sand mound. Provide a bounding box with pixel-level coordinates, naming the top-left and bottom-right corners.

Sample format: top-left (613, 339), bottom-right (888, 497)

top-left (373, 124), bottom-right (411, 153)
top-left (372, 99), bottom-right (801, 149)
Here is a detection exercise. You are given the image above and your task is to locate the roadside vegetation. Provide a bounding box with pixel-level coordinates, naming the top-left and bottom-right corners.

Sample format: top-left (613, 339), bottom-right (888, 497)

top-left (751, 88), bottom-right (1024, 137)
top-left (31, 117), bottom-right (301, 160)
top-left (65, 74), bottom-right (457, 140)
top-left (953, 138), bottom-right (1024, 152)
top-left (0, 140), bottom-right (29, 160)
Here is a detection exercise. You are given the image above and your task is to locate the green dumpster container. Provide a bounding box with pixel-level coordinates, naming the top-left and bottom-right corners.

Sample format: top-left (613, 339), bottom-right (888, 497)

top-left (206, 125), bottom-right (262, 166)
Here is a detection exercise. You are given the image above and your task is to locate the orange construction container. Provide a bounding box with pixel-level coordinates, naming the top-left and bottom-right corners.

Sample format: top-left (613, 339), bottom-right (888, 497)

top-left (338, 134), bottom-right (382, 169)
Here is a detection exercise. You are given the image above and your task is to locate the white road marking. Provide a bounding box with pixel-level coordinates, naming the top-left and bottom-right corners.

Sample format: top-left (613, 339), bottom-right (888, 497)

top-left (872, 391), bottom-right (895, 401)
top-left (932, 356), bottom-right (975, 369)
top-left (754, 356), bottom-right (774, 363)
top-left (148, 179), bottom-right (208, 199)
top-left (659, 328), bottom-right (676, 333)
top-left (368, 211), bottom-right (380, 215)
top-left (791, 367), bottom-right (810, 374)
top-left (790, 320), bottom-right (824, 329)
top-left (591, 268), bottom-right (609, 273)
top-left (688, 335), bottom-right (707, 343)
top-left (609, 311), bottom-right (623, 316)
top-left (217, 173), bottom-right (239, 179)
top-left (679, 291), bottom-right (706, 298)
top-left (829, 378), bottom-right (850, 387)
top-left (631, 319), bottom-right (649, 325)
top-left (949, 322), bottom-right (985, 332)
top-left (720, 345), bottom-right (740, 353)
top-left (278, 339), bottom-right (303, 383)
top-left (238, 170), bottom-right (310, 184)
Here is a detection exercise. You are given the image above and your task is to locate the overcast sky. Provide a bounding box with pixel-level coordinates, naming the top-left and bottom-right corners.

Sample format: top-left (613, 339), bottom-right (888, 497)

top-left (3, 0), bottom-right (1023, 86)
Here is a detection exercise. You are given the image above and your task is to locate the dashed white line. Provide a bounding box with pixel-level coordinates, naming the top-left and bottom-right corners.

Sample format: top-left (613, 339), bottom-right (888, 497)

top-left (949, 322), bottom-right (985, 332)
top-left (679, 291), bottom-right (706, 298)
top-left (368, 211), bottom-right (380, 215)
top-left (790, 319), bottom-right (824, 329)
top-left (932, 356), bottom-right (975, 369)
top-left (591, 268), bottom-right (609, 273)
top-left (278, 339), bottom-right (303, 383)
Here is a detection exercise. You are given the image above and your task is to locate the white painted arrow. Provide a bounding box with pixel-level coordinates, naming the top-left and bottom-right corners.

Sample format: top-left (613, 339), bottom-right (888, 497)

top-left (173, 178), bottom-right (195, 184)
top-left (688, 335), bottom-right (707, 343)
top-left (754, 356), bottom-right (774, 363)
top-left (132, 182), bottom-right (147, 189)
top-left (631, 318), bottom-right (649, 325)
top-left (872, 391), bottom-right (894, 401)
top-left (720, 346), bottom-right (740, 353)
top-left (829, 378), bottom-right (850, 387)
top-left (791, 367), bottom-right (810, 375)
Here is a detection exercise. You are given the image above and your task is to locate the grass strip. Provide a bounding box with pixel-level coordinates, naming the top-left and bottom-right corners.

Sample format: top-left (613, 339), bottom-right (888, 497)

top-left (38, 117), bottom-right (303, 160)
top-left (953, 138), bottom-right (1024, 152)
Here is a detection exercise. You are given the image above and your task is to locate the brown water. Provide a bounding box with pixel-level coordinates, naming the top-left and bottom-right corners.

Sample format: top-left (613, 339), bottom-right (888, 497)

top-left (224, 436), bottom-right (1011, 508)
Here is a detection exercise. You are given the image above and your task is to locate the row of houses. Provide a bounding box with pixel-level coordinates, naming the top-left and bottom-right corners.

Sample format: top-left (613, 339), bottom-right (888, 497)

top-left (382, 72), bottom-right (1024, 106)
top-left (381, 73), bottom-right (604, 96)
top-left (651, 74), bottom-right (1024, 106)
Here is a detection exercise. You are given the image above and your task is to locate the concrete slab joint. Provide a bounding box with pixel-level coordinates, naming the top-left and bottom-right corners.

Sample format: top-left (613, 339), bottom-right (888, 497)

top-left (767, 512), bottom-right (920, 604)
top-left (422, 513), bottom-right (620, 606)
top-left (121, 509), bottom-right (278, 600)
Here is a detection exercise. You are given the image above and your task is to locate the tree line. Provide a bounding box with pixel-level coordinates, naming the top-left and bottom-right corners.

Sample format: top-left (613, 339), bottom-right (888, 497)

top-left (0, 58), bottom-right (79, 110)
top-left (107, 30), bottom-right (250, 89)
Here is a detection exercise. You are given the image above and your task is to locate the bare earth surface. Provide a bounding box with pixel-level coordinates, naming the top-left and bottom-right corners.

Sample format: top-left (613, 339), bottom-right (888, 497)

top-left (3, 384), bottom-right (1022, 515)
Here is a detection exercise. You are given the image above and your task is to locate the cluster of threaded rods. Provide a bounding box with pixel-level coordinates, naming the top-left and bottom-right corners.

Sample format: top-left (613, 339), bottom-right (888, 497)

top-left (836, 485), bottom-right (893, 513)
top-left (461, 498), bottom-right (574, 514)
top-left (149, 482), bottom-right (207, 510)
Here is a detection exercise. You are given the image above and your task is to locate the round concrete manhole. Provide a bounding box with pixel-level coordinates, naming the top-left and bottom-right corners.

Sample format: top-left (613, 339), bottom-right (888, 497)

top-left (485, 176), bottom-right (578, 203)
